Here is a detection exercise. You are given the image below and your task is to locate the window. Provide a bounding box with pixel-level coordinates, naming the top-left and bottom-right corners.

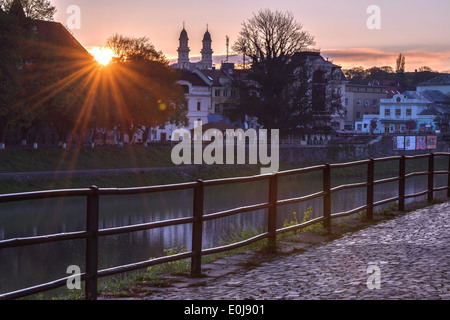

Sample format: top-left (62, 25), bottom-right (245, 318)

top-left (357, 124), bottom-right (362, 130)
top-left (214, 89), bottom-right (221, 97)
top-left (385, 109), bottom-right (390, 116)
top-left (356, 112), bottom-right (361, 119)
top-left (395, 109), bottom-right (401, 117)
top-left (372, 99), bottom-right (377, 106)
top-left (345, 98), bottom-right (349, 106)
top-left (364, 100), bottom-right (369, 107)
top-left (406, 109), bottom-right (412, 116)
top-left (357, 100), bottom-right (361, 106)
top-left (197, 102), bottom-right (201, 111)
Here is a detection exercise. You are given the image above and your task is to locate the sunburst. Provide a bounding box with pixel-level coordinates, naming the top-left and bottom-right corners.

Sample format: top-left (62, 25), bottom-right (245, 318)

top-left (89, 47), bottom-right (115, 66)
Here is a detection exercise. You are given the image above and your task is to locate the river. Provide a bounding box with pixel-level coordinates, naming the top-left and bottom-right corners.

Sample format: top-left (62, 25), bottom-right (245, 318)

top-left (0, 171), bottom-right (447, 296)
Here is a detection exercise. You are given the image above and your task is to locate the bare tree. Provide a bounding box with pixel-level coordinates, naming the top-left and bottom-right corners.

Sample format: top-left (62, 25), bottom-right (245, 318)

top-left (233, 9), bottom-right (315, 64)
top-left (230, 9), bottom-right (343, 134)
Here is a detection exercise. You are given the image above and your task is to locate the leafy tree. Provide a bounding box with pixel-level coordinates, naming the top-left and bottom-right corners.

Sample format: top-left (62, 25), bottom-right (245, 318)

top-left (106, 34), bottom-right (165, 63)
top-left (103, 35), bottom-right (188, 144)
top-left (0, 0), bottom-right (56, 21)
top-left (0, 10), bottom-right (24, 143)
top-left (395, 53), bottom-right (406, 74)
top-left (418, 66), bottom-right (434, 72)
top-left (405, 119), bottom-right (417, 132)
top-left (343, 66), bottom-right (367, 83)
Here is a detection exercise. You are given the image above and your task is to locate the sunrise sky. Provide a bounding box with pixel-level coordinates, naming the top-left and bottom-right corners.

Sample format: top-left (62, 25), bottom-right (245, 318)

top-left (51, 0), bottom-right (450, 72)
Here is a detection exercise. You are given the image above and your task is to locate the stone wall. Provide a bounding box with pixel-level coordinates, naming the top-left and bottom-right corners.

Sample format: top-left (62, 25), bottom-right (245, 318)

top-left (279, 135), bottom-right (450, 165)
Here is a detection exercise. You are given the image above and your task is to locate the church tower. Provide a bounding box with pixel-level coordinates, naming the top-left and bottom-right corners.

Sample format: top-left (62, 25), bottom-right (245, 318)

top-left (177, 23), bottom-right (190, 69)
top-left (200, 26), bottom-right (213, 69)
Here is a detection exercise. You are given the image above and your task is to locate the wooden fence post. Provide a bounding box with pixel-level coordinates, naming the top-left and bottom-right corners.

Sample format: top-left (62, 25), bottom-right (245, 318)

top-left (428, 153), bottom-right (435, 202)
top-left (398, 155), bottom-right (406, 211)
top-left (86, 186), bottom-right (99, 300)
top-left (323, 164), bottom-right (331, 234)
top-left (268, 173), bottom-right (278, 252)
top-left (366, 159), bottom-right (374, 220)
top-left (191, 180), bottom-right (204, 277)
top-left (447, 154), bottom-right (450, 198)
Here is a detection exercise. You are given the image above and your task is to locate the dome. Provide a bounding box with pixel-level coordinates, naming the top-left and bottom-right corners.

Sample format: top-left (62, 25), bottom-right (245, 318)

top-left (179, 28), bottom-right (188, 41)
top-left (203, 30), bottom-right (212, 42)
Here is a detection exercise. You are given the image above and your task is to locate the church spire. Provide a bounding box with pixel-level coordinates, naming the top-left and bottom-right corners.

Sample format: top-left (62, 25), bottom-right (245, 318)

top-left (177, 23), bottom-right (190, 69)
top-left (200, 25), bottom-right (213, 69)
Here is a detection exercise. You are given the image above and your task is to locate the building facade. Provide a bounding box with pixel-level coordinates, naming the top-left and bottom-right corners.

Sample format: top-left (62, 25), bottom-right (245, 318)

top-left (293, 51), bottom-right (348, 133)
top-left (150, 70), bottom-right (211, 142)
top-left (344, 84), bottom-right (394, 130)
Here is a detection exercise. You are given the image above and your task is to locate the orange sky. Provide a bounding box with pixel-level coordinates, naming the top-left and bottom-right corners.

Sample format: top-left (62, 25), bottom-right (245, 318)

top-left (52, 0), bottom-right (450, 72)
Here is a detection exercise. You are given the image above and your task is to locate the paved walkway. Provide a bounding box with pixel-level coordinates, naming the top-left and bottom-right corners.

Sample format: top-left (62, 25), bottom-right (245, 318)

top-left (106, 202), bottom-right (450, 300)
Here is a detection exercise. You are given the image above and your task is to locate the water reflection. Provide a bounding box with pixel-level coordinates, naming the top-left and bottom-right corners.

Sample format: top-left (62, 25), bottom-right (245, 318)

top-left (0, 174), bottom-right (447, 294)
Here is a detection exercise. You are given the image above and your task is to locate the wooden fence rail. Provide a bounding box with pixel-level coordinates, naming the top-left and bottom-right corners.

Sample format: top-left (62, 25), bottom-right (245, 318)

top-left (1, 152), bottom-right (450, 300)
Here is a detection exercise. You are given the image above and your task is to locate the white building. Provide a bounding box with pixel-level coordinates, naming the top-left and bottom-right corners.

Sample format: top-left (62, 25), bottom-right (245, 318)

top-left (150, 70), bottom-right (210, 142)
top-left (355, 90), bottom-right (450, 134)
top-left (178, 70), bottom-right (210, 128)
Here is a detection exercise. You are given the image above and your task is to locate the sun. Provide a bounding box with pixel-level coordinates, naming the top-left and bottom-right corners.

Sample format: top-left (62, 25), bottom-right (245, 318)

top-left (89, 47), bottom-right (115, 66)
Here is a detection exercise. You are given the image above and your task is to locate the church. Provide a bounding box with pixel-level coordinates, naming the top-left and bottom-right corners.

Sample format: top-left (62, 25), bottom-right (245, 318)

top-left (172, 24), bottom-right (214, 70)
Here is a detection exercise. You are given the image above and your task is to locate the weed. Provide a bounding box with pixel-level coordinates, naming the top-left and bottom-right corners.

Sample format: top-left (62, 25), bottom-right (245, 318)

top-left (146, 246), bottom-right (191, 278)
top-left (282, 207), bottom-right (325, 236)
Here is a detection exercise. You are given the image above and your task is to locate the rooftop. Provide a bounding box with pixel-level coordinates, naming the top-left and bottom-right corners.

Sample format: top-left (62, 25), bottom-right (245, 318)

top-left (401, 90), bottom-right (450, 104)
top-left (418, 74), bottom-right (450, 86)
top-left (179, 70), bottom-right (209, 87)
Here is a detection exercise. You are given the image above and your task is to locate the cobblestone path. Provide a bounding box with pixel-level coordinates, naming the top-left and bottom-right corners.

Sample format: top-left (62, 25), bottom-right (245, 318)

top-left (117, 202), bottom-right (450, 300)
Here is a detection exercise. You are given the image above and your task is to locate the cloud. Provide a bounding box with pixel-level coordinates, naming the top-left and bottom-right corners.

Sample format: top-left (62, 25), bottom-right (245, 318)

top-left (322, 48), bottom-right (450, 72)
top-left (168, 48), bottom-right (450, 72)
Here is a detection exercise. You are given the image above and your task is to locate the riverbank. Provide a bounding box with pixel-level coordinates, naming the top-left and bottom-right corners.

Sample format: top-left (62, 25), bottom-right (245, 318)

top-left (0, 146), bottom-right (258, 193)
top-left (1, 145), bottom-right (448, 194)
top-left (0, 164), bottom-right (267, 194)
top-left (0, 146), bottom-right (175, 173)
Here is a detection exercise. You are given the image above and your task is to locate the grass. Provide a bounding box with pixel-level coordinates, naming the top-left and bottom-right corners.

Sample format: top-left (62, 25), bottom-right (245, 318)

top-left (0, 146), bottom-right (175, 173)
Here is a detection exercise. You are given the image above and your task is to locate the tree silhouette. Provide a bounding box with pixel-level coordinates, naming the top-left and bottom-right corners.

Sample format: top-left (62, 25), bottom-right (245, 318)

top-left (0, 0), bottom-right (56, 21)
top-left (231, 9), bottom-right (345, 133)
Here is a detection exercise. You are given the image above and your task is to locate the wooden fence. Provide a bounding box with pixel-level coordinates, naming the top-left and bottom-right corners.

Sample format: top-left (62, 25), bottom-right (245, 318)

top-left (1, 152), bottom-right (449, 300)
